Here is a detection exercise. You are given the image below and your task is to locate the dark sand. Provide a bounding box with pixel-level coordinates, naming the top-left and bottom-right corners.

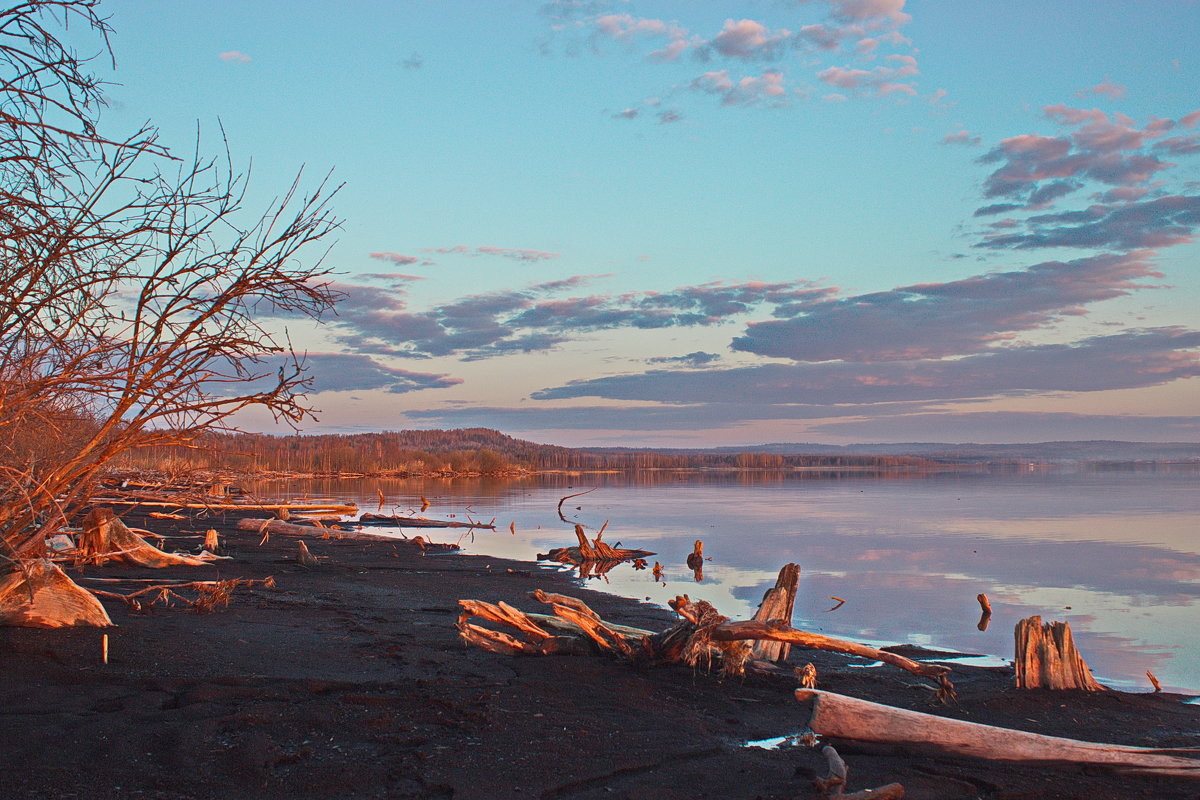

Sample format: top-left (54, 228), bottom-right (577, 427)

top-left (2, 509), bottom-right (1198, 799)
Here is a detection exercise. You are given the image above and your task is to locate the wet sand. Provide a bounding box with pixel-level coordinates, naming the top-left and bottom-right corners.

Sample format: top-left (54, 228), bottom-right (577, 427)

top-left (2, 509), bottom-right (1197, 799)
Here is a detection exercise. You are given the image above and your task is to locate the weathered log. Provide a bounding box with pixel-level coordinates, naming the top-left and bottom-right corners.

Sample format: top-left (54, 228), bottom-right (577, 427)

top-left (795, 688), bottom-right (1200, 777)
top-left (1014, 615), bottom-right (1102, 691)
top-left (237, 517), bottom-right (461, 550)
top-left (751, 563), bottom-right (800, 663)
top-left (708, 618), bottom-right (953, 694)
top-left (0, 559), bottom-right (113, 628)
top-left (78, 508), bottom-right (211, 568)
top-left (537, 524), bottom-right (654, 566)
top-left (358, 513), bottom-right (494, 530)
top-left (91, 499), bottom-right (358, 514)
top-left (460, 586), bottom-right (954, 695)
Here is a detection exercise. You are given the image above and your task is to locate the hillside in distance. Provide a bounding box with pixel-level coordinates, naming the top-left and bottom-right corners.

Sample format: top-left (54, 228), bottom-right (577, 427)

top-left (120, 429), bottom-right (1200, 476)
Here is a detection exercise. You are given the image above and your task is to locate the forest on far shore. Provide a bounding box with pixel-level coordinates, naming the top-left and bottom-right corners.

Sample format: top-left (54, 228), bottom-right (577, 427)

top-left (115, 428), bottom-right (940, 476)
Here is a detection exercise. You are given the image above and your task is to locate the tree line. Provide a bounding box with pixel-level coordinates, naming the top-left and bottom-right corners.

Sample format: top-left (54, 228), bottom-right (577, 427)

top-left (115, 428), bottom-right (938, 476)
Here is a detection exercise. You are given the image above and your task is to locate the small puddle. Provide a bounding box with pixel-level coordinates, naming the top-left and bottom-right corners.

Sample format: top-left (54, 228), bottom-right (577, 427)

top-left (742, 733), bottom-right (814, 750)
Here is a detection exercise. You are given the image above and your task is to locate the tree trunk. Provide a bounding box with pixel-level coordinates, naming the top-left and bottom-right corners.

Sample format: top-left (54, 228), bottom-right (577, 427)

top-left (1014, 616), bottom-right (1103, 691)
top-left (750, 563), bottom-right (800, 663)
top-left (795, 689), bottom-right (1200, 777)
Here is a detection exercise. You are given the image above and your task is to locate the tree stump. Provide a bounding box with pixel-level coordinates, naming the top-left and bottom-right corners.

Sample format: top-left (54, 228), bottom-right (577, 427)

top-left (79, 507), bottom-right (210, 568)
top-left (0, 559), bottom-right (113, 627)
top-left (751, 563), bottom-right (800, 663)
top-left (1014, 615), bottom-right (1103, 690)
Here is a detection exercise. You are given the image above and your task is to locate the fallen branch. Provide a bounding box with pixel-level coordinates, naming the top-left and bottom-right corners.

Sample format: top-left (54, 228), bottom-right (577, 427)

top-left (795, 689), bottom-right (1200, 777)
top-left (236, 517), bottom-right (461, 550)
top-left (90, 577), bottom-right (276, 613)
top-left (556, 488), bottom-right (597, 522)
top-left (457, 581), bottom-right (955, 696)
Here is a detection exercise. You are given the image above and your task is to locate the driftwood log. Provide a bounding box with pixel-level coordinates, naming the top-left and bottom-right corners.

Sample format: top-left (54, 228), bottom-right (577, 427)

top-left (358, 513), bottom-right (495, 530)
top-left (537, 524), bottom-right (655, 571)
top-left (1014, 615), bottom-right (1102, 690)
top-left (236, 517), bottom-right (461, 551)
top-left (796, 689), bottom-right (1200, 777)
top-left (90, 498), bottom-right (358, 514)
top-left (0, 559), bottom-right (113, 627)
top-left (78, 508), bottom-right (212, 568)
top-left (457, 578), bottom-right (955, 697)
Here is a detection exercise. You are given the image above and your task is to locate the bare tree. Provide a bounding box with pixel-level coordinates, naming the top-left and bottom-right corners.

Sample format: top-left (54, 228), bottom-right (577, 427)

top-left (0, 1), bottom-right (341, 567)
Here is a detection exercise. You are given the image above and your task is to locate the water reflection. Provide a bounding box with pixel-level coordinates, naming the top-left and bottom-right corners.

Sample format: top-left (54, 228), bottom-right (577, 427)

top-left (248, 469), bottom-right (1200, 693)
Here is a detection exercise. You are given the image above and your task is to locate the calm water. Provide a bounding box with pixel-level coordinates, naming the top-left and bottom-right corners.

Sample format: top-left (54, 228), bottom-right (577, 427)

top-left (251, 469), bottom-right (1200, 693)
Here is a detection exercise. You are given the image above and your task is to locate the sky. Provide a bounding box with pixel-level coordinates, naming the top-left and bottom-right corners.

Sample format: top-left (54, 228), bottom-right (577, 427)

top-left (82, 0), bottom-right (1200, 447)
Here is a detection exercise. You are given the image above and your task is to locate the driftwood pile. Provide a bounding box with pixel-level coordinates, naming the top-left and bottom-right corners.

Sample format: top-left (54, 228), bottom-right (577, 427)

top-left (537, 523), bottom-right (655, 578)
top-left (458, 563), bottom-right (956, 699)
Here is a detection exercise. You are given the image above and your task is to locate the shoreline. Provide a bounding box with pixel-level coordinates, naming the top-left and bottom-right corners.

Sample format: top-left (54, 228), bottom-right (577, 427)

top-left (3, 507), bottom-right (1198, 799)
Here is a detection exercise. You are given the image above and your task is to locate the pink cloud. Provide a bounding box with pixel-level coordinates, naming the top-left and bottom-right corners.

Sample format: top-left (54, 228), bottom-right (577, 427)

top-left (369, 251), bottom-right (420, 265)
top-left (219, 51), bottom-right (251, 63)
top-left (1076, 79), bottom-right (1126, 100)
top-left (818, 54), bottom-right (917, 96)
top-left (691, 69), bottom-right (787, 106)
top-left (710, 18), bottom-right (792, 60)
top-left (941, 128), bottom-right (981, 146)
top-left (1181, 110), bottom-right (1200, 129)
top-left (829, 0), bottom-right (911, 26)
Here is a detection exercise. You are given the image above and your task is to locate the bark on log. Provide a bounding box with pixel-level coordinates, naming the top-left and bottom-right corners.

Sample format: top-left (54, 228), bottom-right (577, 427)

top-left (91, 499), bottom-right (358, 514)
top-left (236, 517), bottom-right (461, 550)
top-left (1014, 616), bottom-right (1103, 691)
top-left (795, 689), bottom-right (1200, 777)
top-left (711, 619), bottom-right (953, 694)
top-left (751, 563), bottom-right (800, 663)
top-left (0, 559), bottom-right (113, 628)
top-left (358, 513), bottom-right (495, 529)
top-left (536, 524), bottom-right (654, 566)
top-left (79, 508), bottom-right (211, 568)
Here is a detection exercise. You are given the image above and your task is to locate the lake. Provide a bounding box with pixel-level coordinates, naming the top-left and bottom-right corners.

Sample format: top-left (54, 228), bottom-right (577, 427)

top-left (251, 468), bottom-right (1200, 693)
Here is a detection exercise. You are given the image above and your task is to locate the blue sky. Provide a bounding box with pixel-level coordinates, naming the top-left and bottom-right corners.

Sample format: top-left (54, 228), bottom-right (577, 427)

top-left (86, 0), bottom-right (1200, 446)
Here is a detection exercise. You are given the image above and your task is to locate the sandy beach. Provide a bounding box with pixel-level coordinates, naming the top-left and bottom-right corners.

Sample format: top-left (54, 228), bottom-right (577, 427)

top-left (3, 508), bottom-right (1198, 800)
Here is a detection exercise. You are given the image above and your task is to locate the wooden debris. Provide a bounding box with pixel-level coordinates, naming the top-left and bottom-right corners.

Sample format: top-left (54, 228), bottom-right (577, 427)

top-left (1014, 616), bottom-right (1103, 691)
top-left (203, 529), bottom-right (221, 554)
top-left (102, 633), bottom-right (109, 664)
top-left (751, 563), bottom-right (800, 663)
top-left (827, 596), bottom-right (846, 612)
top-left (91, 577), bottom-right (276, 613)
top-left (0, 559), bottom-right (113, 628)
top-left (297, 540), bottom-right (319, 568)
top-left (78, 508), bottom-right (211, 568)
top-left (148, 511), bottom-right (186, 520)
top-left (90, 498), bottom-right (358, 514)
top-left (795, 689), bottom-right (1200, 777)
top-left (976, 593), bottom-right (992, 631)
top-left (237, 518), bottom-right (461, 551)
top-left (1148, 670), bottom-right (1163, 692)
top-left (357, 513), bottom-right (494, 530)
top-left (814, 745), bottom-right (904, 800)
top-left (457, 580), bottom-right (955, 696)
top-left (537, 524), bottom-right (655, 570)
top-left (556, 488), bottom-right (597, 522)
top-left (798, 662), bottom-right (818, 689)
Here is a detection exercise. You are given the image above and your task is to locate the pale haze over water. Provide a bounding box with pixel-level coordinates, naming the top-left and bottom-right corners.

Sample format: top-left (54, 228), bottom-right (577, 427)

top-left (260, 469), bottom-right (1200, 694)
